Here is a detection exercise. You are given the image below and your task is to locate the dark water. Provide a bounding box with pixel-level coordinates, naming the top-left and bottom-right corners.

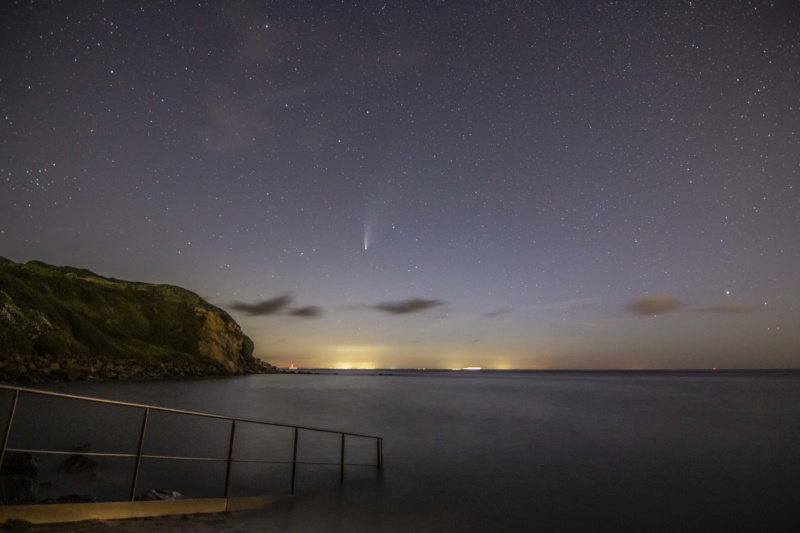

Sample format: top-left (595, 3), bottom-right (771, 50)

top-left (4, 371), bottom-right (799, 532)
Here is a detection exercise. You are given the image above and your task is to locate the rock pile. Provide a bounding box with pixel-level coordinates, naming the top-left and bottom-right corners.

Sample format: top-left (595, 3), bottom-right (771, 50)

top-left (0, 353), bottom-right (277, 384)
top-left (0, 452), bottom-right (39, 505)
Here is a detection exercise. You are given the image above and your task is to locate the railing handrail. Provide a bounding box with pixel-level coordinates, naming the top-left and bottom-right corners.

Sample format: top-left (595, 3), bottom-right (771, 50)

top-left (0, 382), bottom-right (384, 502)
top-left (0, 384), bottom-right (380, 439)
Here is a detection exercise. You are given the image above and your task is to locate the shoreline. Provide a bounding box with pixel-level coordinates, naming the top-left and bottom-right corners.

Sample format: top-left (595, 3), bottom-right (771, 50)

top-left (0, 353), bottom-right (278, 386)
top-left (6, 507), bottom-right (291, 533)
top-left (5, 363), bottom-right (798, 387)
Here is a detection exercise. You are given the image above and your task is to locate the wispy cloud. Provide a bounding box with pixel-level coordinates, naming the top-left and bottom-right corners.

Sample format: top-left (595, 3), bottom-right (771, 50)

top-left (198, 5), bottom-right (427, 154)
top-left (695, 301), bottom-right (751, 314)
top-left (483, 308), bottom-right (513, 318)
top-left (288, 306), bottom-right (323, 318)
top-left (230, 294), bottom-right (322, 318)
top-left (373, 298), bottom-right (445, 315)
top-left (628, 293), bottom-right (685, 315)
top-left (628, 293), bottom-right (753, 316)
top-left (230, 294), bottom-right (291, 316)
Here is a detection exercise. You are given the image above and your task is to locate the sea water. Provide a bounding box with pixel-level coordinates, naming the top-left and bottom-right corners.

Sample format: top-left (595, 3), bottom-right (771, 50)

top-left (6, 371), bottom-right (800, 532)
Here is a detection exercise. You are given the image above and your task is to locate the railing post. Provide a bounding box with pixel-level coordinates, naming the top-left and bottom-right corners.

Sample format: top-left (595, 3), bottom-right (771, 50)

top-left (224, 419), bottom-right (236, 499)
top-left (290, 427), bottom-right (299, 495)
top-left (0, 385), bottom-right (385, 503)
top-left (0, 390), bottom-right (20, 472)
top-left (340, 434), bottom-right (345, 483)
top-left (130, 407), bottom-right (149, 502)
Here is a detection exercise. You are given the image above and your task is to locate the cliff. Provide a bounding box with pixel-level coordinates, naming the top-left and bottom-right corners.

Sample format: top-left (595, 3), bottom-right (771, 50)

top-left (0, 257), bottom-right (274, 382)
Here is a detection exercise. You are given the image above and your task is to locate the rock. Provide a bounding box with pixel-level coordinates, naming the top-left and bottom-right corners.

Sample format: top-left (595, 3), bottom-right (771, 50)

top-left (139, 489), bottom-right (182, 501)
top-left (0, 476), bottom-right (38, 506)
top-left (0, 453), bottom-right (39, 506)
top-left (52, 493), bottom-right (97, 504)
top-left (58, 454), bottom-right (98, 473)
top-left (0, 518), bottom-right (34, 530)
top-left (0, 453), bottom-right (37, 478)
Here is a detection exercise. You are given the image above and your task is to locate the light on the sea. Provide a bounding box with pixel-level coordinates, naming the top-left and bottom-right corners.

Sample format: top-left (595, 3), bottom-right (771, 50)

top-left (462, 367), bottom-right (482, 371)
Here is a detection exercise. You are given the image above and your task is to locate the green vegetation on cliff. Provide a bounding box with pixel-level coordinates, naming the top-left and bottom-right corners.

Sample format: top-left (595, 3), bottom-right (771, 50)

top-left (0, 257), bottom-right (271, 381)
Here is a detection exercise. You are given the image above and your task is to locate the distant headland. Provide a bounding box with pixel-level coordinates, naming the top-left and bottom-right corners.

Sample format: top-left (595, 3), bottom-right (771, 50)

top-left (0, 257), bottom-right (277, 383)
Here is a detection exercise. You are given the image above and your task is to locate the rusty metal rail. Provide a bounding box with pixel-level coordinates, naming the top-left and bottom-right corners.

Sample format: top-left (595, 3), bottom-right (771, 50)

top-left (0, 384), bottom-right (383, 502)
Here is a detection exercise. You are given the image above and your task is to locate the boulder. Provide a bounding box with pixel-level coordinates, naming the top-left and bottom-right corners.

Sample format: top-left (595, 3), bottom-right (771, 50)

top-left (0, 453), bottom-right (37, 477)
top-left (58, 454), bottom-right (98, 473)
top-left (0, 475), bottom-right (38, 505)
top-left (139, 489), bottom-right (182, 501)
top-left (0, 453), bottom-right (39, 506)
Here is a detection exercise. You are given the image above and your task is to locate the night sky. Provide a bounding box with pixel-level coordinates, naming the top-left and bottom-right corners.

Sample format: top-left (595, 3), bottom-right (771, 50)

top-left (2, 1), bottom-right (799, 369)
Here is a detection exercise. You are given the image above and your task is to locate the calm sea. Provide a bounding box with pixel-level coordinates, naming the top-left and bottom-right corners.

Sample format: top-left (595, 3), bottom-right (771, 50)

top-left (7, 371), bottom-right (800, 531)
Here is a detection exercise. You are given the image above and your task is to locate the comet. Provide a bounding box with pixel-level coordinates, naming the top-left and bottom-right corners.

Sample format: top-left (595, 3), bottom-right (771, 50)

top-left (363, 188), bottom-right (394, 251)
top-left (363, 221), bottom-right (371, 250)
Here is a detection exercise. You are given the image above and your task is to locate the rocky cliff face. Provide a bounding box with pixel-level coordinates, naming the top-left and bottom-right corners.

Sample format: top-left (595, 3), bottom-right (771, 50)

top-left (0, 257), bottom-right (273, 382)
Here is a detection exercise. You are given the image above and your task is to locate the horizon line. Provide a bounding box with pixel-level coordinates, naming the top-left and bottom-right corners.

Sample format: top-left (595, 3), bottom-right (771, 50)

top-left (279, 367), bottom-right (800, 372)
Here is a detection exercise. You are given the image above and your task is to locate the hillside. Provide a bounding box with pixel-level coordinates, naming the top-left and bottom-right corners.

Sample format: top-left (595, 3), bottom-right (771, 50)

top-left (0, 257), bottom-right (274, 382)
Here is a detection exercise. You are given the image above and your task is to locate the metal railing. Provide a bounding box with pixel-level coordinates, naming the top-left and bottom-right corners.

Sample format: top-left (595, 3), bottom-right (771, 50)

top-left (0, 384), bottom-right (383, 503)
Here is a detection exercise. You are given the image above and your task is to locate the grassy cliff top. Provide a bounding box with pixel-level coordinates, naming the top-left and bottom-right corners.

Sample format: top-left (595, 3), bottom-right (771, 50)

top-left (0, 257), bottom-right (254, 369)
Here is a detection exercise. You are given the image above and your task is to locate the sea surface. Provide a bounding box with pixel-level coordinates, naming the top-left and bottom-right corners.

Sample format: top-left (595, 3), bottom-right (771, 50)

top-left (4, 370), bottom-right (799, 532)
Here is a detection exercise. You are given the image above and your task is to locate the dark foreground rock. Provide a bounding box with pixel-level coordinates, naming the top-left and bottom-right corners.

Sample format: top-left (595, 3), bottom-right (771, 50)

top-left (57, 454), bottom-right (98, 474)
top-left (0, 353), bottom-right (276, 384)
top-left (0, 257), bottom-right (278, 383)
top-left (138, 489), bottom-right (182, 501)
top-left (0, 453), bottom-right (39, 506)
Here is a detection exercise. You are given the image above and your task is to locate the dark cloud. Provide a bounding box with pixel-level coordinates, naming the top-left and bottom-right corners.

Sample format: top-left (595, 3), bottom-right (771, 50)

top-left (230, 294), bottom-right (292, 316)
top-left (289, 306), bottom-right (323, 318)
top-left (627, 294), bottom-right (752, 316)
top-left (373, 298), bottom-right (445, 315)
top-left (230, 294), bottom-right (323, 318)
top-left (483, 308), bottom-right (513, 318)
top-left (468, 339), bottom-right (481, 343)
top-left (628, 293), bottom-right (685, 315)
top-left (696, 301), bottom-right (751, 314)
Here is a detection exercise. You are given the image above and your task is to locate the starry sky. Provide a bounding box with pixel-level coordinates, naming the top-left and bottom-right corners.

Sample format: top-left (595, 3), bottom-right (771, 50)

top-left (2, 0), bottom-right (799, 370)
